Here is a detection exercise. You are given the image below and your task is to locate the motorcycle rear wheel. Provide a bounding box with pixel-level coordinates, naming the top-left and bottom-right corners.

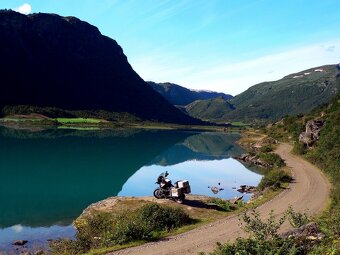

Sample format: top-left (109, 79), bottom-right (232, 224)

top-left (153, 188), bottom-right (163, 199)
top-left (176, 194), bottom-right (185, 204)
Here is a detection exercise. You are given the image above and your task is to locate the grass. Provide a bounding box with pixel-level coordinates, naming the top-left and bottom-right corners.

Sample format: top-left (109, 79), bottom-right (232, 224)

top-left (231, 121), bottom-right (250, 127)
top-left (55, 118), bottom-right (103, 124)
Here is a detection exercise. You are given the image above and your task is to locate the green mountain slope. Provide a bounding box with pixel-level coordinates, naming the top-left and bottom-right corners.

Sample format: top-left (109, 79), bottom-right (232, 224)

top-left (185, 97), bottom-right (235, 122)
top-left (185, 64), bottom-right (340, 123)
top-left (148, 81), bottom-right (233, 106)
top-left (228, 64), bottom-right (339, 121)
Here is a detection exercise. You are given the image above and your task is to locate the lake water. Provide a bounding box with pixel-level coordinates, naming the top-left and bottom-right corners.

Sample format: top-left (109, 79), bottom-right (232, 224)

top-left (0, 127), bottom-right (262, 252)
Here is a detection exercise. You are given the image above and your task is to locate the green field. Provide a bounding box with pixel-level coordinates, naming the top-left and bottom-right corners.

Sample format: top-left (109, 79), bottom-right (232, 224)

top-left (231, 121), bottom-right (250, 127)
top-left (55, 118), bottom-right (103, 124)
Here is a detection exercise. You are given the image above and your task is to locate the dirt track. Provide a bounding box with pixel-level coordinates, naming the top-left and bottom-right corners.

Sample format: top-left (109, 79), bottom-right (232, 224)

top-left (109, 143), bottom-right (330, 255)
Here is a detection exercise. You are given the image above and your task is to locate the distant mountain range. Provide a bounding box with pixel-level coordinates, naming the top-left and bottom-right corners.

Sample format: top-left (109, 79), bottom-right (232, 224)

top-left (183, 65), bottom-right (340, 123)
top-left (148, 81), bottom-right (233, 106)
top-left (0, 10), bottom-right (199, 124)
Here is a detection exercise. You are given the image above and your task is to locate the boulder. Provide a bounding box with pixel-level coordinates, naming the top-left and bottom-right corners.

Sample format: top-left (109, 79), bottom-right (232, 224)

top-left (237, 185), bottom-right (256, 193)
top-left (12, 240), bottom-right (28, 246)
top-left (229, 195), bottom-right (243, 204)
top-left (299, 119), bottom-right (324, 146)
top-left (235, 153), bottom-right (272, 168)
top-left (280, 222), bottom-right (325, 240)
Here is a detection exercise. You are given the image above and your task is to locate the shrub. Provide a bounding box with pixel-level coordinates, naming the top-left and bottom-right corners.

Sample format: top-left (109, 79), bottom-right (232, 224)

top-left (240, 210), bottom-right (285, 241)
top-left (206, 198), bottom-right (234, 212)
top-left (50, 203), bottom-right (191, 254)
top-left (203, 208), bottom-right (317, 255)
top-left (293, 142), bottom-right (307, 155)
top-left (258, 152), bottom-right (285, 168)
top-left (259, 145), bottom-right (273, 153)
top-left (75, 212), bottom-right (116, 251)
top-left (258, 169), bottom-right (292, 190)
top-left (111, 212), bottom-right (151, 244)
top-left (285, 205), bottom-right (309, 228)
top-left (201, 238), bottom-right (301, 255)
top-left (138, 203), bottom-right (190, 231)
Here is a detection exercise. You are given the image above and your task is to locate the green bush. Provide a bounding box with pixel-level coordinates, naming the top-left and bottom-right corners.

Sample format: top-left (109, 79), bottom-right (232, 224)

top-left (138, 203), bottom-right (190, 231)
top-left (202, 208), bottom-right (315, 255)
top-left (240, 210), bottom-right (285, 241)
top-left (201, 238), bottom-right (301, 255)
top-left (259, 145), bottom-right (273, 153)
top-left (258, 169), bottom-right (292, 190)
top-left (285, 205), bottom-right (309, 228)
top-left (111, 212), bottom-right (151, 244)
top-left (50, 203), bottom-right (191, 254)
top-left (258, 152), bottom-right (285, 168)
top-left (292, 142), bottom-right (307, 155)
top-left (206, 198), bottom-right (234, 212)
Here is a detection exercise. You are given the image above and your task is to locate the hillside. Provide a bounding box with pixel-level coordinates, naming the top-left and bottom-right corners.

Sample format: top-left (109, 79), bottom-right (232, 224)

top-left (228, 64), bottom-right (340, 121)
top-left (0, 10), bottom-right (199, 124)
top-left (265, 92), bottom-right (339, 254)
top-left (148, 81), bottom-right (233, 106)
top-left (185, 97), bottom-right (234, 122)
top-left (185, 65), bottom-right (340, 123)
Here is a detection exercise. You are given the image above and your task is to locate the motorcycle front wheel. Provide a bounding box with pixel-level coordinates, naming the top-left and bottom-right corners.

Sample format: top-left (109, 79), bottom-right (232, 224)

top-left (153, 188), bottom-right (163, 199)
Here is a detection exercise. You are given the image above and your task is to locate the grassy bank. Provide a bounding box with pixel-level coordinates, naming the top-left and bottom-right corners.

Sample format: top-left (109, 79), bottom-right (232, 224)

top-left (0, 114), bottom-right (244, 132)
top-left (257, 94), bottom-right (340, 254)
top-left (50, 196), bottom-right (246, 255)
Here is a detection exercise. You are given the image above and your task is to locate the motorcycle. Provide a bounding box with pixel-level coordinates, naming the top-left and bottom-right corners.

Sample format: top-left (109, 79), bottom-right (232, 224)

top-left (153, 171), bottom-right (191, 203)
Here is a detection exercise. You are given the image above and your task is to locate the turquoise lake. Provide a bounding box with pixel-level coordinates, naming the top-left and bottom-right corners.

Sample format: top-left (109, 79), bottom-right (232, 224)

top-left (0, 127), bottom-right (262, 252)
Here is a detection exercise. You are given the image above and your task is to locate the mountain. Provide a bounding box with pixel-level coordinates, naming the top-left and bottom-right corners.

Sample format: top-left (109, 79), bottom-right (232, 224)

top-left (185, 97), bottom-right (235, 122)
top-left (185, 65), bottom-right (340, 123)
top-left (0, 10), bottom-right (199, 124)
top-left (148, 81), bottom-right (233, 106)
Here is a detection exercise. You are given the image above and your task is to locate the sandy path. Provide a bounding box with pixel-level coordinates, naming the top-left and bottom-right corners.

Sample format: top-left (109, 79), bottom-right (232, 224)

top-left (109, 143), bottom-right (330, 255)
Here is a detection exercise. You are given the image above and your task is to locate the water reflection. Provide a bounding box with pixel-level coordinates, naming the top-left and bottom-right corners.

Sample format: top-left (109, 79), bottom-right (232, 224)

top-left (0, 127), bottom-right (262, 250)
top-left (120, 133), bottom-right (261, 199)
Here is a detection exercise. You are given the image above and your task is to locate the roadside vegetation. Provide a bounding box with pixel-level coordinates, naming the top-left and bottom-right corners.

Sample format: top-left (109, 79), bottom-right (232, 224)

top-left (237, 133), bottom-right (291, 191)
top-left (200, 207), bottom-right (318, 255)
top-left (260, 93), bottom-right (340, 254)
top-left (50, 203), bottom-right (191, 254)
top-left (211, 94), bottom-right (339, 254)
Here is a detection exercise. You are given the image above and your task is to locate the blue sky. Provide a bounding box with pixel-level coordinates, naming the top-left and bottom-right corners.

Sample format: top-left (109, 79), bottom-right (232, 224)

top-left (2, 0), bottom-right (340, 95)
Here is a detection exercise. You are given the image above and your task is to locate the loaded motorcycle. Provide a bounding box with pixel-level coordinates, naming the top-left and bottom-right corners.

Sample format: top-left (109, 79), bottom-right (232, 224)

top-left (153, 171), bottom-right (191, 203)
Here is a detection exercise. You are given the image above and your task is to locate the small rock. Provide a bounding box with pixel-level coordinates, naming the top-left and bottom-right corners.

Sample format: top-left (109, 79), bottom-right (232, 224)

top-left (306, 236), bottom-right (317, 240)
top-left (12, 240), bottom-right (28, 246)
top-left (210, 186), bottom-right (219, 194)
top-left (35, 250), bottom-right (44, 255)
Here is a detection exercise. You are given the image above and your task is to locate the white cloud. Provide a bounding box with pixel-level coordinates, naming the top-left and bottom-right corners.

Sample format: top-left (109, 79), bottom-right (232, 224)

top-left (14, 3), bottom-right (32, 15)
top-left (130, 39), bottom-right (340, 96)
top-left (11, 224), bottom-right (23, 233)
